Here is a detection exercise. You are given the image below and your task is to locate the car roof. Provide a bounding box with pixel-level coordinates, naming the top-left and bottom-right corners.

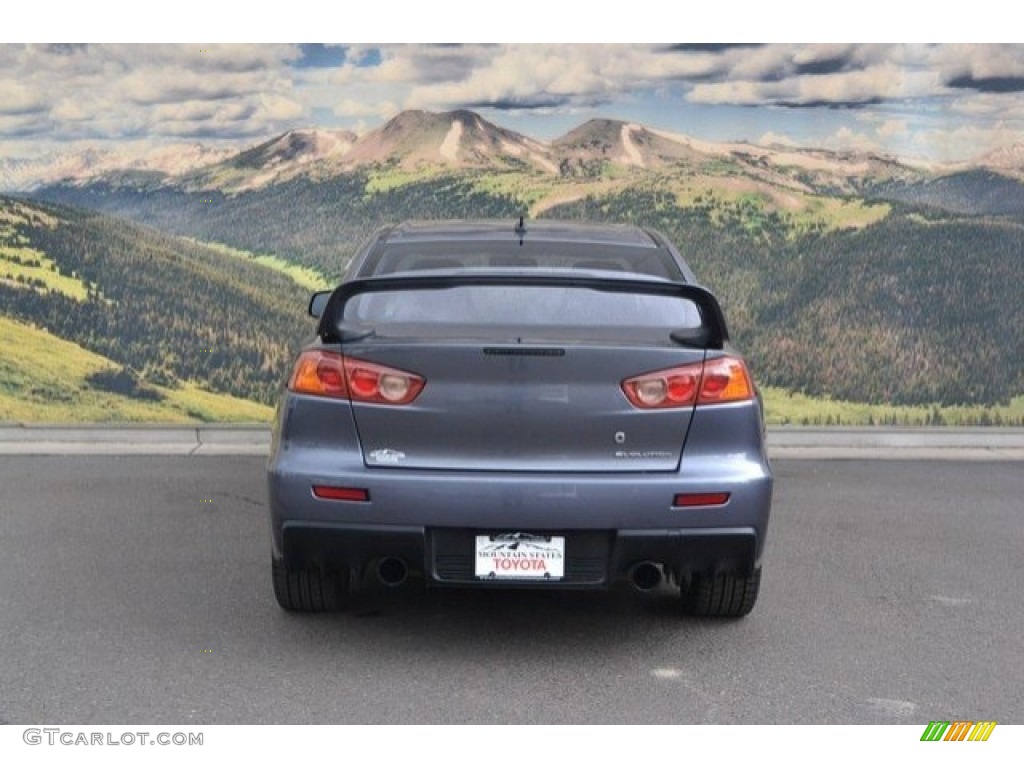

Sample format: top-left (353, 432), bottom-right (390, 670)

top-left (381, 219), bottom-right (660, 248)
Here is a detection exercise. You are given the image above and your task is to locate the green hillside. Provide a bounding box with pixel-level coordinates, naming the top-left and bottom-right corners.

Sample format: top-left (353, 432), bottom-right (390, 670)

top-left (0, 196), bottom-right (315, 417)
top-left (0, 315), bottom-right (272, 422)
top-left (34, 173), bottom-right (522, 277)
top-left (21, 162), bottom-right (1024, 418)
top-left (761, 386), bottom-right (1024, 427)
top-left (544, 190), bottom-right (1024, 408)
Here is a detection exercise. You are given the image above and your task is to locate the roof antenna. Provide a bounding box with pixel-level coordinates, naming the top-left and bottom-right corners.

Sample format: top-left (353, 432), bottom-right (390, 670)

top-left (514, 215), bottom-right (526, 245)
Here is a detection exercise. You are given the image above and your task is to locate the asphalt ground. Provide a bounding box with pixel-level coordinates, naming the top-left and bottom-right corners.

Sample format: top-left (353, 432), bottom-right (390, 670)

top-left (0, 455), bottom-right (1021, 724)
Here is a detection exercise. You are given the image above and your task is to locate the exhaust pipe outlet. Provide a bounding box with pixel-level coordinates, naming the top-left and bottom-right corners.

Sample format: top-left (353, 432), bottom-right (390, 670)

top-left (376, 557), bottom-right (408, 588)
top-left (628, 561), bottom-right (662, 592)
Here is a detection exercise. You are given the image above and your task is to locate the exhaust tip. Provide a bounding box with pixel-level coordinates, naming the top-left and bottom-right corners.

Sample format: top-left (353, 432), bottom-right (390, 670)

top-left (376, 557), bottom-right (408, 588)
top-left (628, 561), bottom-right (662, 592)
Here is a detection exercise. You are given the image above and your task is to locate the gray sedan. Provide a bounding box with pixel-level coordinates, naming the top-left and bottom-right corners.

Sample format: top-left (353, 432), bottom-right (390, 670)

top-left (267, 219), bottom-right (772, 617)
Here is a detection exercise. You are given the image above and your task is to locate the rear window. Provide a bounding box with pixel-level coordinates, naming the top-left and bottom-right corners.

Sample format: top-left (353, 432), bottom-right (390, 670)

top-left (360, 242), bottom-right (683, 281)
top-left (343, 285), bottom-right (702, 331)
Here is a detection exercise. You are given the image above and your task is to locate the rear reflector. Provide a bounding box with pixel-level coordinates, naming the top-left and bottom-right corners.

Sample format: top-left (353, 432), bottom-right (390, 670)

top-left (673, 492), bottom-right (730, 507)
top-left (312, 485), bottom-right (370, 502)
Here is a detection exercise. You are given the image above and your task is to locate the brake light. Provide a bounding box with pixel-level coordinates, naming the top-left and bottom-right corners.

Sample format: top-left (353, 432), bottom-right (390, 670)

top-left (288, 351), bottom-right (425, 405)
top-left (622, 356), bottom-right (754, 409)
top-left (622, 362), bottom-right (702, 409)
top-left (343, 358), bottom-right (425, 404)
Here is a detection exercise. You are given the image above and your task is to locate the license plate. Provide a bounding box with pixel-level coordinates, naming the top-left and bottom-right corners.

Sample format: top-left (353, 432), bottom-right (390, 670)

top-left (474, 533), bottom-right (565, 580)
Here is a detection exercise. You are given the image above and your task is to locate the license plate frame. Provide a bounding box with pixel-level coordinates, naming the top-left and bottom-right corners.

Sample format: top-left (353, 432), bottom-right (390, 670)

top-left (474, 533), bottom-right (566, 581)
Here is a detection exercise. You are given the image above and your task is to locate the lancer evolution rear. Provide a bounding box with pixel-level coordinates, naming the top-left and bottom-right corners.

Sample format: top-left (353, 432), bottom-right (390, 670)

top-left (267, 219), bottom-right (772, 617)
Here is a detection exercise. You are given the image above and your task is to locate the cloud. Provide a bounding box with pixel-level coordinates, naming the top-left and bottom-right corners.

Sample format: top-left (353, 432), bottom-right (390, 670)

top-left (2, 43), bottom-right (1024, 163)
top-left (328, 44), bottom-right (498, 86)
top-left (902, 123), bottom-right (1024, 163)
top-left (821, 126), bottom-right (883, 153)
top-left (465, 96), bottom-right (574, 110)
top-left (120, 70), bottom-right (253, 106)
top-left (332, 99), bottom-right (400, 119)
top-left (404, 44), bottom-right (726, 111)
top-left (946, 74), bottom-right (1024, 93)
top-left (792, 57), bottom-right (851, 77)
top-left (0, 113), bottom-right (51, 137)
top-left (0, 82), bottom-right (48, 115)
top-left (659, 44), bottom-right (764, 54)
top-left (946, 92), bottom-right (1024, 120)
top-left (0, 43), bottom-right (310, 149)
top-left (876, 119), bottom-right (908, 138)
top-left (689, 63), bottom-right (943, 107)
top-left (757, 131), bottom-right (798, 147)
top-left (258, 93), bottom-right (304, 121)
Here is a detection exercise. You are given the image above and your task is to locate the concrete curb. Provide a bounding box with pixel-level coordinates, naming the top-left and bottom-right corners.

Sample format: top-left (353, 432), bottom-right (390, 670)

top-left (765, 427), bottom-right (1024, 460)
top-left (0, 424), bottom-right (270, 456)
top-left (2, 424), bottom-right (1024, 459)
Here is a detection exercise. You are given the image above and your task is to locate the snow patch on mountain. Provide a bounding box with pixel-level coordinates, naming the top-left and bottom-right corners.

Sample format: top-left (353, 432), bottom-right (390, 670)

top-left (620, 124), bottom-right (645, 168)
top-left (439, 120), bottom-right (463, 161)
top-left (500, 140), bottom-right (524, 157)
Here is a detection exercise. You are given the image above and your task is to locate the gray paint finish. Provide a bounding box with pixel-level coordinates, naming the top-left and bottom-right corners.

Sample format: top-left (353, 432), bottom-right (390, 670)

top-left (268, 220), bottom-right (772, 596)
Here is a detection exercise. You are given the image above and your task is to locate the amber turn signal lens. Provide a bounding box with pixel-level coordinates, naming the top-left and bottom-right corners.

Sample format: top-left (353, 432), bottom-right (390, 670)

top-left (288, 351), bottom-right (425, 405)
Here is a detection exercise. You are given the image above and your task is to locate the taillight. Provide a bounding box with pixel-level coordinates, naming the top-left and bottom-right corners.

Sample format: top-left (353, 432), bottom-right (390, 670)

top-left (289, 350), bottom-right (348, 398)
top-left (288, 351), bottom-right (425, 405)
top-left (622, 362), bottom-right (702, 409)
top-left (697, 356), bottom-right (754, 404)
top-left (342, 358), bottom-right (425, 405)
top-left (622, 356), bottom-right (754, 409)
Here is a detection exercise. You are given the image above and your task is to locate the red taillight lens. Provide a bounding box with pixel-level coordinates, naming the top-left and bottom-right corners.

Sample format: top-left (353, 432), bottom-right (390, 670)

top-left (312, 485), bottom-right (370, 502)
top-left (342, 358), bottom-right (425, 405)
top-left (622, 356), bottom-right (754, 409)
top-left (288, 352), bottom-right (424, 405)
top-left (622, 362), bottom-right (702, 409)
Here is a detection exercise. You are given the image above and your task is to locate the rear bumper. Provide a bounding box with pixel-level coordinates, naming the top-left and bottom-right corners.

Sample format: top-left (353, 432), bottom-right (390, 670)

top-left (268, 393), bottom-right (772, 587)
top-left (281, 521), bottom-right (758, 587)
top-left (270, 455), bottom-right (771, 586)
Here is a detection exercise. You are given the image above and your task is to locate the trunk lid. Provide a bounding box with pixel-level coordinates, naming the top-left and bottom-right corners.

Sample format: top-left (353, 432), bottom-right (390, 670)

top-left (344, 339), bottom-right (704, 472)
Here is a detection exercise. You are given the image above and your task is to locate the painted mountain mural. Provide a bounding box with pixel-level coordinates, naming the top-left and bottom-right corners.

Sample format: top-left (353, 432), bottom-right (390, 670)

top-left (4, 107), bottom-right (1024, 424)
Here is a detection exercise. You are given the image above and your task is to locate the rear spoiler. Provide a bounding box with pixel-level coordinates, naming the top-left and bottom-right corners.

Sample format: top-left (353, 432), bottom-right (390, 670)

top-left (313, 275), bottom-right (730, 349)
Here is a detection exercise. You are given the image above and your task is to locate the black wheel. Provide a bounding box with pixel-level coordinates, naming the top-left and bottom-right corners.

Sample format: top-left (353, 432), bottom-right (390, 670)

top-left (681, 568), bottom-right (761, 618)
top-left (272, 558), bottom-right (348, 612)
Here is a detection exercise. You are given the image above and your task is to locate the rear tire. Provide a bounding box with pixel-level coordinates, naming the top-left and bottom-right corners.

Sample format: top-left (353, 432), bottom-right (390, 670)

top-left (272, 558), bottom-right (348, 612)
top-left (681, 568), bottom-right (761, 618)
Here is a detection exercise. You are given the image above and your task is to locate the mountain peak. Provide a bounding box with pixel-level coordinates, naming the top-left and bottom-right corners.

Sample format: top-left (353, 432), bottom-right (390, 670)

top-left (345, 108), bottom-right (555, 173)
top-left (554, 119), bottom-right (705, 170)
top-left (975, 142), bottom-right (1024, 175)
top-left (234, 128), bottom-right (356, 170)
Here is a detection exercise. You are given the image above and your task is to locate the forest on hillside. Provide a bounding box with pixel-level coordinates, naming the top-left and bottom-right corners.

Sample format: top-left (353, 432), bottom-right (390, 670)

top-left (36, 174), bottom-right (523, 278)
top-left (546, 190), bottom-right (1024, 406)
top-left (1, 198), bottom-right (313, 405)
top-left (22, 174), bottom-right (1024, 409)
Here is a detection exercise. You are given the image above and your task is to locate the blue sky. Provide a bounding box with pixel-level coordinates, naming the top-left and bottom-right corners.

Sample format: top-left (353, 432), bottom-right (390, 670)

top-left (2, 36), bottom-right (1022, 163)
